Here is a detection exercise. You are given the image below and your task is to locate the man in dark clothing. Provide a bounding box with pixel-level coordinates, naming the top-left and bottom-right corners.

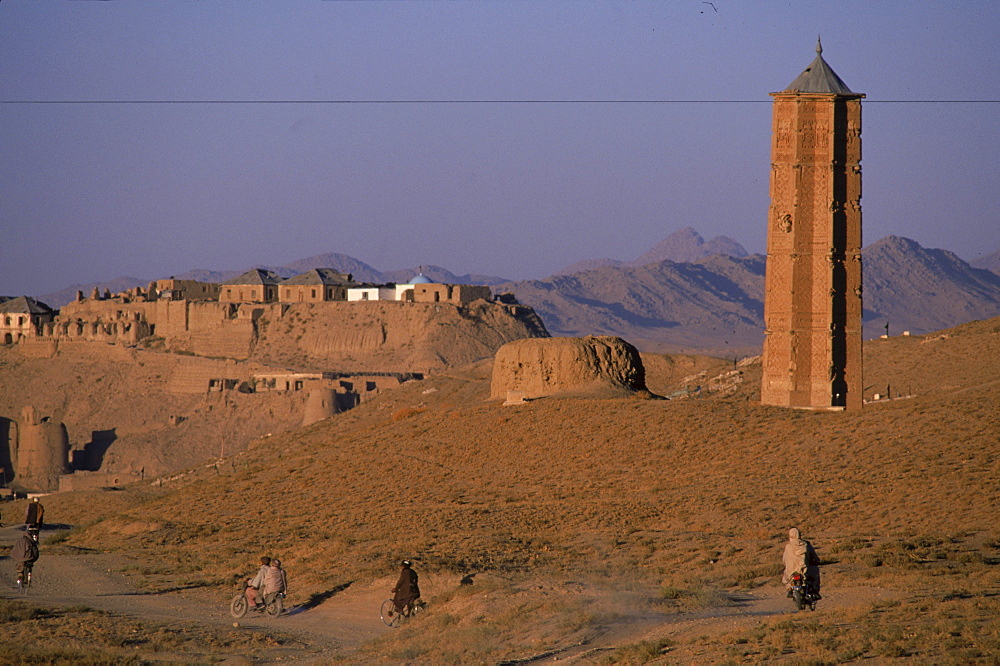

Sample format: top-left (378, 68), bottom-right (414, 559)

top-left (24, 498), bottom-right (44, 527)
top-left (391, 560), bottom-right (420, 614)
top-left (11, 530), bottom-right (39, 581)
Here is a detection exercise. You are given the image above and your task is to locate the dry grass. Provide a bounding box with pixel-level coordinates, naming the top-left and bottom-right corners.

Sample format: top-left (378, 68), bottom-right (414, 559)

top-left (0, 599), bottom-right (294, 665)
top-left (18, 317), bottom-right (1000, 662)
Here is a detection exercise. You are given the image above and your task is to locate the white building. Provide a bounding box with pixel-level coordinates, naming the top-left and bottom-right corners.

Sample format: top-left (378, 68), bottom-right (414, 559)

top-left (347, 273), bottom-right (435, 302)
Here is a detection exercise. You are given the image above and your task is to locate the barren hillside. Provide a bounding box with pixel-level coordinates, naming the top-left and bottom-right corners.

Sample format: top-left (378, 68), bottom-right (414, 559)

top-left (15, 316), bottom-right (998, 663)
top-left (499, 255), bottom-right (766, 356)
top-left (500, 237), bottom-right (1000, 353)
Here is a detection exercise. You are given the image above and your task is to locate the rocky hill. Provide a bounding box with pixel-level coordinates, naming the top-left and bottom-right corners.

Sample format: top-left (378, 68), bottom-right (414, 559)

top-left (630, 226), bottom-right (749, 266)
top-left (553, 226), bottom-right (748, 275)
top-left (499, 255), bottom-right (766, 356)
top-left (863, 235), bottom-right (1000, 334)
top-left (499, 236), bottom-right (1000, 353)
top-left (968, 246), bottom-right (1000, 275)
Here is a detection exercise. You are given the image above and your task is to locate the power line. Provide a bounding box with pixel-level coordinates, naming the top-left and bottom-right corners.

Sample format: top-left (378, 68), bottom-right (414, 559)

top-left (1, 99), bottom-right (998, 105)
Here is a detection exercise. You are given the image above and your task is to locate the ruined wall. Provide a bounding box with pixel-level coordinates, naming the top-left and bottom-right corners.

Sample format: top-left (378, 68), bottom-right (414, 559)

top-left (151, 279), bottom-right (220, 301)
top-left (762, 92), bottom-right (864, 410)
top-left (302, 388), bottom-right (338, 426)
top-left (49, 300), bottom-right (276, 359)
top-left (12, 406), bottom-right (70, 492)
top-left (166, 358), bottom-right (249, 395)
top-left (490, 336), bottom-right (647, 400)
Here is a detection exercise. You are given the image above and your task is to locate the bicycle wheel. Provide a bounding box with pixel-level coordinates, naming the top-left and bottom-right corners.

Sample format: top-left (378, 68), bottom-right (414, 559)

top-left (230, 594), bottom-right (249, 618)
top-left (380, 599), bottom-right (400, 627)
top-left (408, 600), bottom-right (425, 618)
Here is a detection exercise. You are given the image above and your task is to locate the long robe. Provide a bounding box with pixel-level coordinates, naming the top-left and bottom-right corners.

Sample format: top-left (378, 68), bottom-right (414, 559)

top-left (11, 535), bottom-right (38, 565)
top-left (392, 567), bottom-right (420, 610)
top-left (782, 528), bottom-right (821, 592)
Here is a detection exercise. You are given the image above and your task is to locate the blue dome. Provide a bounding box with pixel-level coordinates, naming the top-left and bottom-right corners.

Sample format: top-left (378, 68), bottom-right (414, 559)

top-left (409, 273), bottom-right (434, 284)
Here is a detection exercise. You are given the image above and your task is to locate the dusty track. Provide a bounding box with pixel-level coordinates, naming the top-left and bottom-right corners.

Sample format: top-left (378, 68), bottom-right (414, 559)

top-left (0, 524), bottom-right (893, 663)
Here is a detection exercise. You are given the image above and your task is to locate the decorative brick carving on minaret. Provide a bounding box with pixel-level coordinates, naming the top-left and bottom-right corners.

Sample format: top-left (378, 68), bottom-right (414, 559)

top-left (761, 39), bottom-right (865, 410)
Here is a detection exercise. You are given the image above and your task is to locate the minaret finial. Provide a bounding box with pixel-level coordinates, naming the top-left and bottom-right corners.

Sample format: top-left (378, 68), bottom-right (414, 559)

top-left (816, 35), bottom-right (823, 55)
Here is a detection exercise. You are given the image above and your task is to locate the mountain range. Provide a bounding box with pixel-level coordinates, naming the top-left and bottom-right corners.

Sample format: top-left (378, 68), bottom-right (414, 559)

top-left (33, 228), bottom-right (1000, 355)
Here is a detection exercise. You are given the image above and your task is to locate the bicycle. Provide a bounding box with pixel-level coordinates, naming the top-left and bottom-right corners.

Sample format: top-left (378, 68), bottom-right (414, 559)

top-left (380, 598), bottom-right (425, 627)
top-left (14, 564), bottom-right (36, 594)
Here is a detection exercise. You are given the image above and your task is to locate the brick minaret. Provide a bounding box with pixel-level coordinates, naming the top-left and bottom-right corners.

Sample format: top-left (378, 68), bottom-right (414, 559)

top-left (761, 39), bottom-right (865, 410)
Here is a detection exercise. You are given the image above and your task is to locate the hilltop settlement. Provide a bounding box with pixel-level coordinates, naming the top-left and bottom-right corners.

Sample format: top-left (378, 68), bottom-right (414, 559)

top-left (0, 268), bottom-right (548, 494)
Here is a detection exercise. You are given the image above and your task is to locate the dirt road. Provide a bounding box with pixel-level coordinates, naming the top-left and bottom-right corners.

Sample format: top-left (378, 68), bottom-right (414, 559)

top-left (0, 523), bottom-right (891, 663)
top-left (0, 523), bottom-right (393, 659)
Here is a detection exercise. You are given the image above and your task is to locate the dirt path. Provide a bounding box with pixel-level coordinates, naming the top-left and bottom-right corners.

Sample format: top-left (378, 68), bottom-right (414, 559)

top-left (1, 524), bottom-right (895, 663)
top-left (505, 582), bottom-right (896, 664)
top-left (0, 523), bottom-right (392, 659)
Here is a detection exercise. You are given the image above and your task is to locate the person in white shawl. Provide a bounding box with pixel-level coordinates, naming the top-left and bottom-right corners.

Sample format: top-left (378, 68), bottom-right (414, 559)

top-left (782, 527), bottom-right (821, 597)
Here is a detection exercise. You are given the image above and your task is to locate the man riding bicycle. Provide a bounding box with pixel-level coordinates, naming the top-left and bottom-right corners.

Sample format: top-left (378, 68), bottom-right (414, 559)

top-left (11, 529), bottom-right (39, 584)
top-left (391, 560), bottom-right (420, 614)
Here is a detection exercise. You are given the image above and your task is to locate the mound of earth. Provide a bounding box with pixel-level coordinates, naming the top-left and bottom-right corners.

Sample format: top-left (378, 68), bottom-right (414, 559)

top-left (490, 335), bottom-right (647, 400)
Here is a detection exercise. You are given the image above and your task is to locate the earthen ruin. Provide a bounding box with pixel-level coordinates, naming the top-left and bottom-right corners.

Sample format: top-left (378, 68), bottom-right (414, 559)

top-left (490, 336), bottom-right (647, 400)
top-left (0, 268), bottom-right (548, 491)
top-left (1, 406), bottom-right (70, 493)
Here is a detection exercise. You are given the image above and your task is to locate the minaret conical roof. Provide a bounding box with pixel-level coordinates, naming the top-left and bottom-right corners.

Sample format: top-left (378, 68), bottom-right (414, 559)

top-left (783, 37), bottom-right (854, 94)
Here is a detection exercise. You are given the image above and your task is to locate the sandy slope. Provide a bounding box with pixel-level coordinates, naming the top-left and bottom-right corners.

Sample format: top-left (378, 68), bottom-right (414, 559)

top-left (1, 317), bottom-right (997, 662)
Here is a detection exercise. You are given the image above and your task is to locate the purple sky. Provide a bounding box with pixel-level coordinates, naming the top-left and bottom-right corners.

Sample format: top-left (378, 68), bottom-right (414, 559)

top-left (2, 1), bottom-right (998, 296)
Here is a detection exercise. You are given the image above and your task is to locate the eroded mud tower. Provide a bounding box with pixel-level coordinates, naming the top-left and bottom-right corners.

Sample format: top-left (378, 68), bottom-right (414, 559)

top-left (12, 406), bottom-right (71, 492)
top-left (491, 336), bottom-right (647, 400)
top-left (761, 39), bottom-right (865, 410)
top-left (302, 388), bottom-right (338, 427)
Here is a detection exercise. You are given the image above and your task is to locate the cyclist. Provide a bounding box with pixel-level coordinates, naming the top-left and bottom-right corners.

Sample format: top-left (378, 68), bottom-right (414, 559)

top-left (24, 497), bottom-right (44, 541)
top-left (11, 528), bottom-right (39, 585)
top-left (247, 556), bottom-right (271, 609)
top-left (391, 560), bottom-right (420, 614)
top-left (260, 558), bottom-right (287, 607)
